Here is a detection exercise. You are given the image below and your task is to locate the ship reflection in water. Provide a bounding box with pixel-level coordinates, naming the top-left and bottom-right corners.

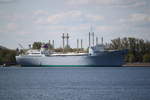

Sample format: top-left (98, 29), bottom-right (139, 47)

top-left (0, 67), bottom-right (150, 100)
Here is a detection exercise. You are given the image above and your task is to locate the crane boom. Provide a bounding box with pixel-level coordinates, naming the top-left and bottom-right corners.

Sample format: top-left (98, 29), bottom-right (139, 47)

top-left (18, 43), bottom-right (25, 49)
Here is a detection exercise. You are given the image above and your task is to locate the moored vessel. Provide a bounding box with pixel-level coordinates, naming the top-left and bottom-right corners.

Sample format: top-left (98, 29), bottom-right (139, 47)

top-left (16, 44), bottom-right (127, 67)
top-left (16, 32), bottom-right (127, 67)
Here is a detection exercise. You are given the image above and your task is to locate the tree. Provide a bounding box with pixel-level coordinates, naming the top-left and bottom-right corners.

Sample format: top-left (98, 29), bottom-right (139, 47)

top-left (110, 38), bottom-right (121, 50)
top-left (0, 48), bottom-right (16, 65)
top-left (126, 53), bottom-right (136, 63)
top-left (143, 53), bottom-right (150, 62)
top-left (107, 37), bottom-right (150, 63)
top-left (32, 42), bottom-right (42, 49)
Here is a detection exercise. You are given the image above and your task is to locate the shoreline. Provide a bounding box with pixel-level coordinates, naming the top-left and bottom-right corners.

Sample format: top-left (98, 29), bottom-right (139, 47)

top-left (1, 63), bottom-right (150, 67)
top-left (123, 63), bottom-right (150, 67)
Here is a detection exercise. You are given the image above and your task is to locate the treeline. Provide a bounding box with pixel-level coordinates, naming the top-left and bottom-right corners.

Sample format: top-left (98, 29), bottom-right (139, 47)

top-left (32, 42), bottom-right (53, 49)
top-left (32, 42), bottom-right (85, 53)
top-left (107, 37), bottom-right (150, 63)
top-left (0, 47), bottom-right (17, 65)
top-left (1, 37), bottom-right (150, 65)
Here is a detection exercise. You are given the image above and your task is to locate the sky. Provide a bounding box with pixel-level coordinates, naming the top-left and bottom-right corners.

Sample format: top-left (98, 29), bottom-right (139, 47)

top-left (0, 0), bottom-right (150, 49)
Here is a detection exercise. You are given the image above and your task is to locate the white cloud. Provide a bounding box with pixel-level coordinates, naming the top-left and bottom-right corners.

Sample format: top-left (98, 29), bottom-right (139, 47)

top-left (36, 23), bottom-right (90, 33)
top-left (0, 23), bottom-right (18, 33)
top-left (35, 10), bottom-right (104, 25)
top-left (128, 1), bottom-right (146, 8)
top-left (7, 23), bottom-right (17, 31)
top-left (47, 10), bottom-right (82, 24)
top-left (34, 10), bottom-right (48, 15)
top-left (96, 26), bottom-right (114, 31)
top-left (34, 17), bottom-right (47, 24)
top-left (0, 0), bottom-right (16, 3)
top-left (129, 13), bottom-right (150, 22)
top-left (120, 13), bottom-right (150, 23)
top-left (0, 0), bottom-right (13, 1)
top-left (18, 31), bottom-right (31, 35)
top-left (66, 0), bottom-right (146, 7)
top-left (86, 14), bottom-right (104, 21)
top-left (0, 13), bottom-right (27, 23)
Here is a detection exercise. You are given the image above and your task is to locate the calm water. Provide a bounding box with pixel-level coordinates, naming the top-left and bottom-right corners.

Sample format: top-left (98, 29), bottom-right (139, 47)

top-left (0, 67), bottom-right (150, 100)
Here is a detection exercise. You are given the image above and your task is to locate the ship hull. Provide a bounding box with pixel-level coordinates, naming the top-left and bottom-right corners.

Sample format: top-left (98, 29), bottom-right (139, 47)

top-left (16, 50), bottom-right (127, 67)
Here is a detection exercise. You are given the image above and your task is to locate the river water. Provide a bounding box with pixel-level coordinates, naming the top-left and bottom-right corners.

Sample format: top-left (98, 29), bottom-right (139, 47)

top-left (0, 67), bottom-right (150, 100)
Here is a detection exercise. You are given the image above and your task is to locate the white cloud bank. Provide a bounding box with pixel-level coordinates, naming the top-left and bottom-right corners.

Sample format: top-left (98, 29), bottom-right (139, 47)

top-left (120, 13), bottom-right (150, 24)
top-left (128, 13), bottom-right (150, 22)
top-left (34, 10), bottom-right (104, 25)
top-left (65, 0), bottom-right (146, 7)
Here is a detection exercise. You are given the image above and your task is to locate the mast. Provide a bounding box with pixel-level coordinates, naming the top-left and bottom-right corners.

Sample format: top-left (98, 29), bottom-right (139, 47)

top-left (62, 33), bottom-right (65, 49)
top-left (49, 40), bottom-right (51, 45)
top-left (96, 37), bottom-right (98, 45)
top-left (92, 32), bottom-right (94, 46)
top-left (81, 39), bottom-right (83, 49)
top-left (101, 37), bottom-right (103, 45)
top-left (89, 32), bottom-right (91, 47)
top-left (77, 39), bottom-right (79, 49)
top-left (49, 40), bottom-right (51, 49)
top-left (52, 40), bottom-right (54, 49)
top-left (66, 33), bottom-right (69, 48)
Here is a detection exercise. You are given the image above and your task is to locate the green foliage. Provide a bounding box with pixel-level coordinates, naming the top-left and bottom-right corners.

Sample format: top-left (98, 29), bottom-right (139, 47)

top-left (32, 42), bottom-right (55, 50)
top-left (108, 37), bottom-right (150, 63)
top-left (32, 42), bottom-right (42, 49)
top-left (125, 53), bottom-right (136, 63)
top-left (0, 48), bottom-right (16, 65)
top-left (143, 53), bottom-right (150, 62)
top-left (110, 38), bottom-right (122, 50)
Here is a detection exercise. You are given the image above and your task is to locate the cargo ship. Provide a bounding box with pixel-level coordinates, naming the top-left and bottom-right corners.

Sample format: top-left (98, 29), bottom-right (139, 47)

top-left (16, 33), bottom-right (127, 67)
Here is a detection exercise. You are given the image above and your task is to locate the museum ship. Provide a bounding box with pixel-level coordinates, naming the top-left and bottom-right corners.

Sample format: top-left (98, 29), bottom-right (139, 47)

top-left (16, 33), bottom-right (127, 67)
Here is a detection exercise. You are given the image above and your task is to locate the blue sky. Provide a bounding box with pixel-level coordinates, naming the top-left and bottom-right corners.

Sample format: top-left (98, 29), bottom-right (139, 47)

top-left (0, 0), bottom-right (150, 49)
